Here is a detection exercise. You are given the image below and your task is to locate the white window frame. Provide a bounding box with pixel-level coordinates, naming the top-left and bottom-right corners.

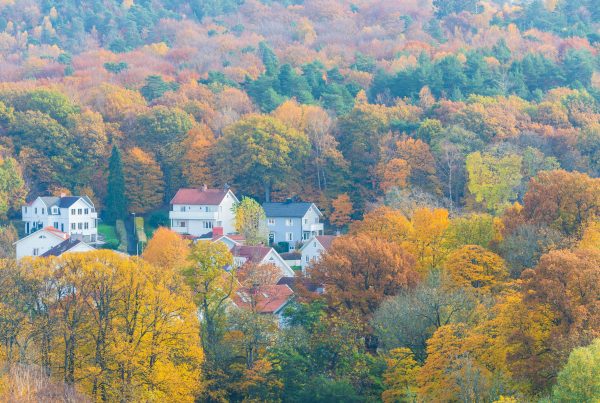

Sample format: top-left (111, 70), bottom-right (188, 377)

top-left (286, 232), bottom-right (293, 241)
top-left (268, 218), bottom-right (275, 226)
top-left (285, 219), bottom-right (293, 227)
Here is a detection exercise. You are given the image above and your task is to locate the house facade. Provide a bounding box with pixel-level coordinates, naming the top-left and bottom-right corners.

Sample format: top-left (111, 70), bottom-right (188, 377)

top-left (21, 195), bottom-right (98, 243)
top-left (169, 186), bottom-right (238, 237)
top-left (300, 235), bottom-right (336, 273)
top-left (263, 202), bottom-right (324, 251)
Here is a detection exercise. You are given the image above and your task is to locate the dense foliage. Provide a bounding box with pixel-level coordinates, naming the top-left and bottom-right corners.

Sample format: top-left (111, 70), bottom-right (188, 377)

top-left (0, 0), bottom-right (599, 401)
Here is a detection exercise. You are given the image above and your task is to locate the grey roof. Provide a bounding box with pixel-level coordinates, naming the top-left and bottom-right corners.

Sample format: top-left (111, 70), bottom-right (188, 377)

top-left (39, 196), bottom-right (60, 207)
top-left (41, 239), bottom-right (83, 257)
top-left (38, 196), bottom-right (94, 209)
top-left (262, 202), bottom-right (319, 218)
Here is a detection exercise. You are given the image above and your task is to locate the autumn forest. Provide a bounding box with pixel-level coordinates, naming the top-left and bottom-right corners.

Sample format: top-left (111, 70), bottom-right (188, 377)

top-left (0, 0), bottom-right (599, 401)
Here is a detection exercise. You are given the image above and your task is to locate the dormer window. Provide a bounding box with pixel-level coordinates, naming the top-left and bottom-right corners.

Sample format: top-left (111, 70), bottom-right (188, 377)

top-left (52, 207), bottom-right (58, 214)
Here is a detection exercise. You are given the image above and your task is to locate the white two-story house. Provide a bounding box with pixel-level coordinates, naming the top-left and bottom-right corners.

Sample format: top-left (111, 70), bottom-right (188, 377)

top-left (262, 201), bottom-right (324, 251)
top-left (22, 195), bottom-right (98, 243)
top-left (169, 186), bottom-right (238, 237)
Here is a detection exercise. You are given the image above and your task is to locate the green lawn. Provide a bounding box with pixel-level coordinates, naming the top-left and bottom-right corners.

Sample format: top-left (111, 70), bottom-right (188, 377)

top-left (98, 223), bottom-right (119, 249)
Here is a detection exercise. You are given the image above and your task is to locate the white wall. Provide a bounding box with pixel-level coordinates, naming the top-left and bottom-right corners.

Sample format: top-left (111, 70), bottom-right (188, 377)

top-left (16, 231), bottom-right (64, 260)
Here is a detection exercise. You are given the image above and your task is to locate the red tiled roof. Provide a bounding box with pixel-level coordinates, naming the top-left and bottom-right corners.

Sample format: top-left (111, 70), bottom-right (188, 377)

top-left (232, 284), bottom-right (294, 313)
top-left (231, 245), bottom-right (271, 263)
top-left (170, 188), bottom-right (229, 205)
top-left (316, 235), bottom-right (336, 251)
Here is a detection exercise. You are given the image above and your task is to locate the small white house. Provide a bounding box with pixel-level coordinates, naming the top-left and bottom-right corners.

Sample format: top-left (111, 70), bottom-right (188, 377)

top-left (14, 227), bottom-right (96, 260)
top-left (230, 245), bottom-right (295, 278)
top-left (299, 235), bottom-right (336, 273)
top-left (15, 227), bottom-right (69, 260)
top-left (22, 195), bottom-right (98, 244)
top-left (169, 186), bottom-right (238, 237)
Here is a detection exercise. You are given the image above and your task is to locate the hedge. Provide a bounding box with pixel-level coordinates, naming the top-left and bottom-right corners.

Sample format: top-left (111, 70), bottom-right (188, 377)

top-left (115, 219), bottom-right (128, 253)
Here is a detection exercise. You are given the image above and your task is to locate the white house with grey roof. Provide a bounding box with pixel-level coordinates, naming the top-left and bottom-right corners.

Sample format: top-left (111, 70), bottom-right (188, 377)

top-left (21, 195), bottom-right (98, 244)
top-left (263, 201), bottom-right (324, 251)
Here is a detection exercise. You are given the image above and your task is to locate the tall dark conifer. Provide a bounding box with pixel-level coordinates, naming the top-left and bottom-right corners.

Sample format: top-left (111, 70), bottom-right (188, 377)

top-left (104, 145), bottom-right (127, 223)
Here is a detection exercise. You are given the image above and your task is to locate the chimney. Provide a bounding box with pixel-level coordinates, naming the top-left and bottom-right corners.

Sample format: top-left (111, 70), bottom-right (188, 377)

top-left (202, 184), bottom-right (208, 192)
top-left (212, 227), bottom-right (224, 238)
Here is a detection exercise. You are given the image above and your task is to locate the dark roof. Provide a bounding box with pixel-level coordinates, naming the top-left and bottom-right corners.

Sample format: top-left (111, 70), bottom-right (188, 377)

top-left (41, 239), bottom-right (83, 257)
top-left (171, 188), bottom-right (229, 205)
top-left (277, 276), bottom-right (323, 293)
top-left (58, 196), bottom-right (84, 208)
top-left (280, 252), bottom-right (301, 260)
top-left (262, 202), bottom-right (319, 218)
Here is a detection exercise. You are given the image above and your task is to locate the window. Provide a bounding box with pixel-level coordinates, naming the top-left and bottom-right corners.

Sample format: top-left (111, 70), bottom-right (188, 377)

top-left (78, 209), bottom-right (82, 215)
top-left (314, 242), bottom-right (317, 247)
top-left (84, 222), bottom-right (89, 230)
top-left (41, 208), bottom-right (45, 215)
top-left (78, 223), bottom-right (83, 230)
top-left (204, 221), bottom-right (213, 229)
top-left (84, 208), bottom-right (89, 214)
top-left (71, 209), bottom-right (76, 215)
top-left (180, 221), bottom-right (185, 227)
top-left (24, 207), bottom-right (27, 214)
top-left (304, 218), bottom-right (308, 224)
top-left (33, 248), bottom-right (39, 256)
top-left (268, 219), bottom-right (275, 225)
top-left (180, 206), bottom-right (185, 212)
top-left (71, 223), bottom-right (76, 230)
top-left (52, 207), bottom-right (58, 214)
top-left (34, 208), bottom-right (38, 214)
top-left (54, 222), bottom-right (58, 229)
top-left (286, 232), bottom-right (293, 241)
top-left (93, 221), bottom-right (96, 228)
top-left (285, 219), bottom-right (293, 226)
top-left (305, 255), bottom-right (309, 263)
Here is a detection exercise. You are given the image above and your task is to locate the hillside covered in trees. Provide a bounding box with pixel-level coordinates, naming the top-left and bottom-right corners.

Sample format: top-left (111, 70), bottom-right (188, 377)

top-left (0, 0), bottom-right (599, 401)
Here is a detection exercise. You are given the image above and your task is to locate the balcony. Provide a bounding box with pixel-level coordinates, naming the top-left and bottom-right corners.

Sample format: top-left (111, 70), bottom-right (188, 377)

top-left (169, 210), bottom-right (219, 220)
top-left (303, 223), bottom-right (324, 233)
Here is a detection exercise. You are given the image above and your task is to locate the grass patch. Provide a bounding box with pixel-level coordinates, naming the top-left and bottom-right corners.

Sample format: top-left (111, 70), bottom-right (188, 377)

top-left (98, 223), bottom-right (119, 249)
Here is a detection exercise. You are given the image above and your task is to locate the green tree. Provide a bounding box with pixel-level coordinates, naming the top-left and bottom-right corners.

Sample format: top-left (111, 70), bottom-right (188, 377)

top-left (135, 106), bottom-right (194, 199)
top-left (103, 145), bottom-right (127, 223)
top-left (140, 75), bottom-right (178, 102)
top-left (0, 151), bottom-right (26, 218)
top-left (466, 151), bottom-right (522, 213)
top-left (552, 338), bottom-right (600, 402)
top-left (233, 197), bottom-right (268, 246)
top-left (212, 115), bottom-right (309, 201)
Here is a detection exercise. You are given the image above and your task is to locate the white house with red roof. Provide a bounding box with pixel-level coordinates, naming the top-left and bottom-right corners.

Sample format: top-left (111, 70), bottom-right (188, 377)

top-left (22, 195), bottom-right (98, 244)
top-left (299, 235), bottom-right (336, 273)
top-left (230, 244), bottom-right (295, 277)
top-left (169, 185), bottom-right (238, 237)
